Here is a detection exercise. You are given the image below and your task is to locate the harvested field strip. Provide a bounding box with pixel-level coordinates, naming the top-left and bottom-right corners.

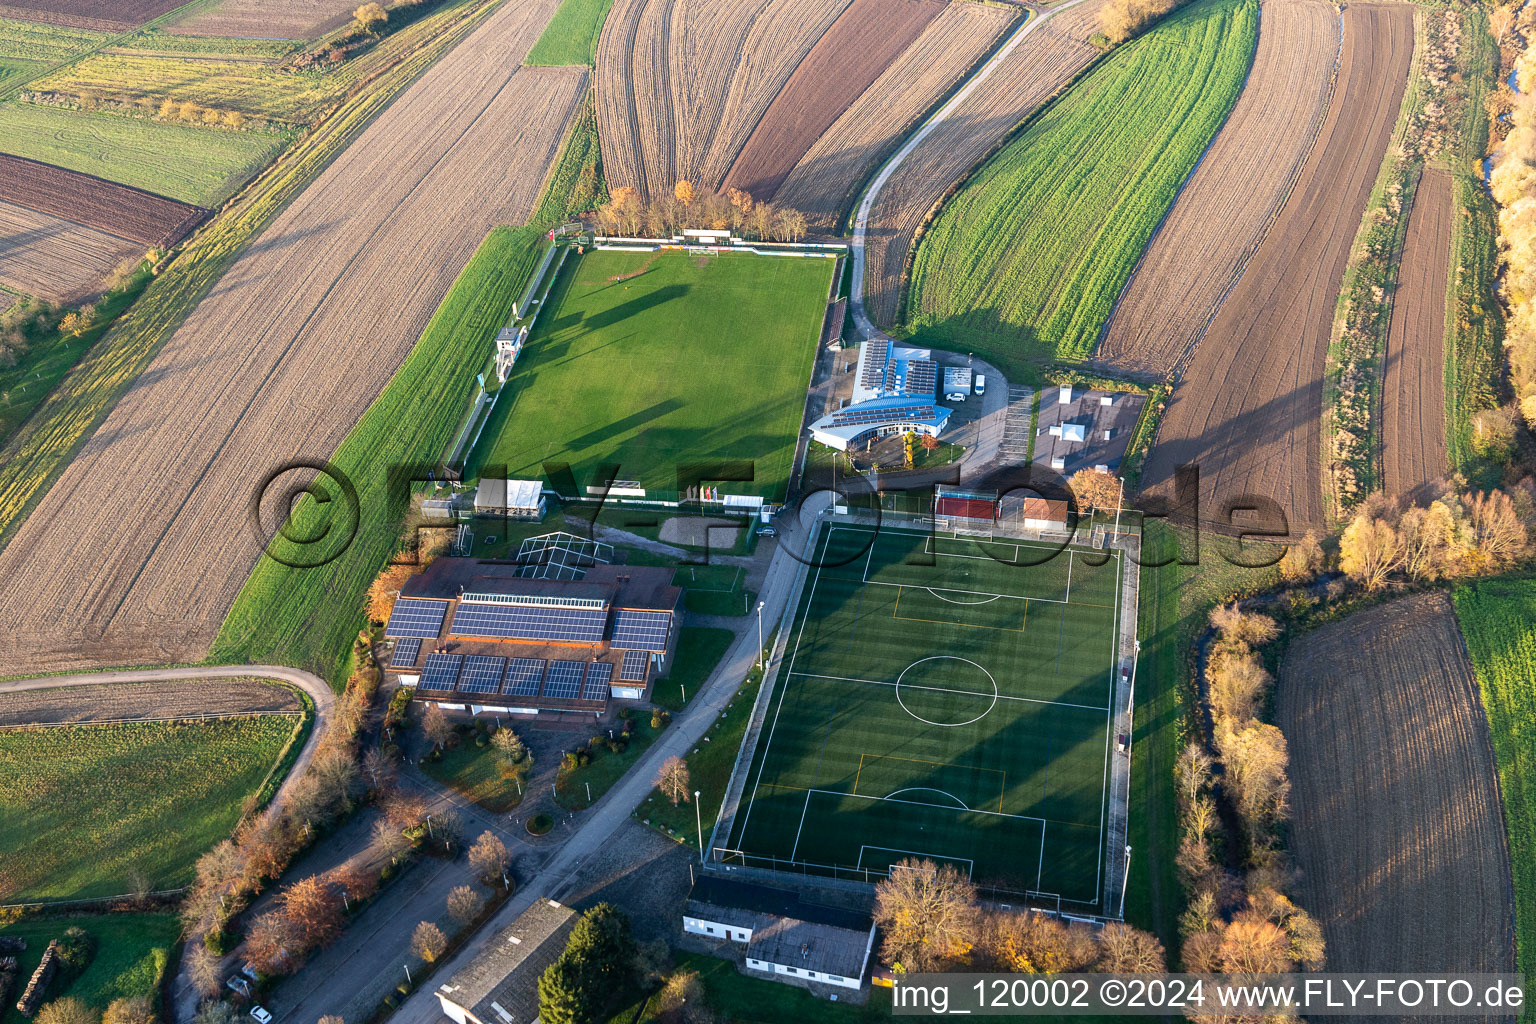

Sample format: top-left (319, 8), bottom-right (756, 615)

top-left (721, 0), bottom-right (943, 202)
top-left (1278, 593), bottom-right (1515, 980)
top-left (168, 0), bottom-right (372, 39)
top-left (906, 0), bottom-right (1257, 367)
top-left (0, 198), bottom-right (140, 303)
top-left (0, 102), bottom-right (283, 206)
top-left (594, 0), bottom-right (852, 195)
top-left (774, 1), bottom-right (1015, 231)
top-left (526, 0), bottom-right (615, 65)
top-left (0, 715), bottom-right (300, 901)
top-left (1137, 2), bottom-right (1413, 535)
top-left (0, 152), bottom-right (204, 245)
top-left (0, 17), bottom-right (108, 61)
top-left (0, 0), bottom-right (185, 31)
top-left (1381, 168), bottom-right (1451, 498)
top-left (859, 0), bottom-right (1108, 328)
top-left (1454, 578), bottom-right (1536, 1005)
top-left (0, 0), bottom-right (576, 676)
top-left (0, 676), bottom-right (300, 727)
top-left (115, 29), bottom-right (301, 57)
top-left (1095, 0), bottom-right (1338, 378)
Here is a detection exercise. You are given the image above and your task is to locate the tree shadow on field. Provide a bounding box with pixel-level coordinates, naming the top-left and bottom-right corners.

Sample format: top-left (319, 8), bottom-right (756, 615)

top-left (578, 282), bottom-right (691, 334)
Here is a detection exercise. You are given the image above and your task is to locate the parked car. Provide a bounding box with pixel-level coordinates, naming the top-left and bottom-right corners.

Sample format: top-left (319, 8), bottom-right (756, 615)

top-left (250, 1007), bottom-right (273, 1024)
top-left (974, 374), bottom-right (986, 396)
top-left (946, 392), bottom-right (967, 402)
top-left (756, 526), bottom-right (777, 538)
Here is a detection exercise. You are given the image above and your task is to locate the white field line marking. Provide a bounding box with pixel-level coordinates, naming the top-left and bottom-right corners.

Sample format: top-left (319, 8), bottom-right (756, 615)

top-left (1038, 821), bottom-right (1048, 890)
top-left (789, 788), bottom-right (815, 863)
top-left (813, 787), bottom-right (1044, 824)
top-left (860, 845), bottom-right (976, 876)
top-left (792, 671), bottom-right (1110, 712)
top-left (885, 787), bottom-right (969, 809)
top-left (923, 587), bottom-right (1003, 605)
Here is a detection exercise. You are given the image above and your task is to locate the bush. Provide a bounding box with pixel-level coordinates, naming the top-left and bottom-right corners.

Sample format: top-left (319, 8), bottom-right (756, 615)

top-left (203, 927), bottom-right (229, 956)
top-left (526, 814), bottom-right (554, 836)
top-left (55, 928), bottom-right (96, 976)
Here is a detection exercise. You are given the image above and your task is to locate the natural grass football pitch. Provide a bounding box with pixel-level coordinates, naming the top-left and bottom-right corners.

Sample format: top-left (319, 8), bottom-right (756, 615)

top-left (726, 525), bottom-right (1122, 903)
top-left (467, 248), bottom-right (834, 500)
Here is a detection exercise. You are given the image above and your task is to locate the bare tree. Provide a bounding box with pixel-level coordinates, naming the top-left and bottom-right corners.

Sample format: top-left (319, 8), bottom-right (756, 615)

top-left (1217, 915), bottom-right (1294, 973)
top-left (655, 757), bottom-right (692, 806)
top-left (468, 831), bottom-right (511, 884)
top-left (1216, 722), bottom-right (1291, 829)
top-left (279, 875), bottom-right (345, 951)
top-left (1096, 923), bottom-right (1165, 973)
top-left (1278, 531), bottom-right (1324, 581)
top-left (411, 921), bottom-right (447, 962)
top-left (1339, 514), bottom-right (1403, 591)
top-left (421, 703), bottom-right (455, 749)
top-left (1466, 488), bottom-right (1528, 565)
top-left (873, 858), bottom-right (978, 972)
top-left (39, 999), bottom-right (98, 1024)
top-left (186, 940), bottom-right (222, 999)
top-left (360, 747), bottom-right (398, 794)
top-left (447, 884), bottom-right (485, 925)
top-left (102, 996), bottom-right (156, 1024)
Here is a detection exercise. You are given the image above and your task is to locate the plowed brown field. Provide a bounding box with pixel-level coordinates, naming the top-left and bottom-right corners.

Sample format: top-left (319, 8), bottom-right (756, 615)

top-left (1278, 593), bottom-right (1516, 1004)
top-left (595, 0), bottom-right (852, 196)
top-left (0, 0), bottom-right (181, 30)
top-left (775, 1), bottom-right (1016, 229)
top-left (1383, 168), bottom-right (1452, 499)
top-left (1138, 3), bottom-right (1412, 535)
top-left (0, 200), bottom-right (139, 304)
top-left (0, 154), bottom-right (205, 249)
top-left (721, 0), bottom-right (944, 202)
top-left (171, 0), bottom-right (368, 39)
top-left (1096, 0), bottom-right (1338, 377)
top-left (0, 0), bottom-right (583, 673)
top-left (0, 677), bottom-right (300, 727)
top-left (861, 0), bottom-right (1108, 327)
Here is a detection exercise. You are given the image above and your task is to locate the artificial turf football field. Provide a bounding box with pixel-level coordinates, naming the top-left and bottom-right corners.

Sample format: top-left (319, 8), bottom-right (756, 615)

top-left (724, 524), bottom-right (1122, 904)
top-left (467, 248), bottom-right (834, 500)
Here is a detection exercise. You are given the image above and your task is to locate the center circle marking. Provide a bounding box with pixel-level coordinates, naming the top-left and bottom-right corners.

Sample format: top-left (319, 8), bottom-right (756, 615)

top-left (895, 656), bottom-right (998, 727)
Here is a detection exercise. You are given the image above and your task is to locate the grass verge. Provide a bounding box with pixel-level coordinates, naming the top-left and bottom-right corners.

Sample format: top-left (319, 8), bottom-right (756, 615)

top-left (651, 627), bottom-right (735, 711)
top-left (554, 715), bottom-right (665, 811)
top-left (0, 914), bottom-right (180, 1022)
top-left (525, 0), bottom-right (615, 66)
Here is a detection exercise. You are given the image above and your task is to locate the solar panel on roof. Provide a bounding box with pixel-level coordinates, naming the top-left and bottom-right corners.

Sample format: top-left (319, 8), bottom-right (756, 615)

top-left (384, 598), bottom-right (448, 639)
top-left (457, 655), bottom-right (506, 694)
top-left (389, 637), bottom-right (422, 668)
top-left (502, 657), bottom-right (545, 697)
top-left (542, 660), bottom-right (586, 699)
top-left (420, 652), bottom-right (463, 690)
top-left (619, 648), bottom-right (650, 682)
top-left (610, 609), bottom-right (671, 651)
top-left (582, 662), bottom-right (614, 700)
top-left (449, 603), bottom-right (607, 644)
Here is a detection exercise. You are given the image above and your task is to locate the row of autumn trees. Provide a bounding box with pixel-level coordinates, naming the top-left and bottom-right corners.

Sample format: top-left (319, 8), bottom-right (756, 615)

top-left (871, 858), bottom-right (1165, 974)
top-left (1490, 17), bottom-right (1536, 435)
top-left (593, 184), bottom-right (809, 243)
top-left (1337, 481), bottom-right (1533, 591)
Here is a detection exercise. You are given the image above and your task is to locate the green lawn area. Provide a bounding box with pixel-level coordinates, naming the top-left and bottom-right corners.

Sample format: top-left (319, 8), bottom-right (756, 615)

top-left (422, 735), bottom-right (529, 813)
top-left (638, 954), bottom-right (890, 1024)
top-left (641, 655), bottom-right (762, 843)
top-left (0, 56), bottom-right (40, 90)
top-left (1452, 576), bottom-right (1536, 1005)
top-left (0, 266), bottom-right (152, 449)
top-left (0, 18), bottom-right (108, 63)
top-left (651, 626), bottom-right (735, 711)
top-left (0, 716), bottom-right (301, 901)
top-left (0, 914), bottom-right (180, 1023)
top-left (555, 715), bottom-right (665, 810)
top-left (467, 249), bottom-right (834, 502)
top-left (725, 524), bottom-right (1121, 899)
top-left (0, 101), bottom-right (284, 205)
top-left (525, 0), bottom-right (614, 65)
top-left (675, 564), bottom-right (755, 617)
top-left (906, 0), bottom-right (1256, 368)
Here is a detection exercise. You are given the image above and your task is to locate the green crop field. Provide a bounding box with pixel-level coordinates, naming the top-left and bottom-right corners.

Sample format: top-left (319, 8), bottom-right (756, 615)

top-left (468, 248), bottom-right (834, 500)
top-left (0, 18), bottom-right (108, 63)
top-left (525, 0), bottom-right (615, 65)
top-left (0, 914), bottom-right (180, 1022)
top-left (0, 715), bottom-right (300, 901)
top-left (1453, 577), bottom-right (1536, 1004)
top-left (0, 56), bottom-right (39, 90)
top-left (117, 29), bottom-right (301, 58)
top-left (0, 101), bottom-right (283, 205)
top-left (906, 0), bottom-right (1256, 369)
top-left (724, 524), bottom-right (1122, 902)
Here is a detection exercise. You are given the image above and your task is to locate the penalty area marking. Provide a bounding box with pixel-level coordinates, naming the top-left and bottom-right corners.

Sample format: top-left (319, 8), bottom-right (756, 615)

top-left (859, 846), bottom-right (977, 877)
top-left (885, 787), bottom-right (969, 809)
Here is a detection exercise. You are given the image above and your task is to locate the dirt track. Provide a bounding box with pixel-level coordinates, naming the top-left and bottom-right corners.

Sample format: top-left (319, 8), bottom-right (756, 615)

top-left (1278, 593), bottom-right (1516, 1017)
top-left (1138, 3), bottom-right (1412, 535)
top-left (0, 676), bottom-right (300, 727)
top-left (859, 0), bottom-right (1108, 327)
top-left (0, 1), bottom-right (582, 673)
top-left (774, 1), bottom-right (1015, 230)
top-left (0, 200), bottom-right (140, 304)
top-left (1096, 0), bottom-right (1339, 377)
top-left (1383, 168), bottom-right (1452, 499)
top-left (595, 0), bottom-right (852, 196)
top-left (720, 0), bottom-right (944, 202)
